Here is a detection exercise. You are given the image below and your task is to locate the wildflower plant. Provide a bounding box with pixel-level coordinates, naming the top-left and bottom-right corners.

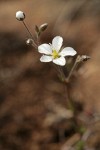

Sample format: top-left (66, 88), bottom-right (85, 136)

top-left (16, 11), bottom-right (92, 149)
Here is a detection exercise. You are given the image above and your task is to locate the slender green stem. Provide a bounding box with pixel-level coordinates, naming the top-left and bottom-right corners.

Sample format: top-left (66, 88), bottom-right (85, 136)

top-left (52, 63), bottom-right (75, 111)
top-left (57, 66), bottom-right (66, 82)
top-left (64, 84), bottom-right (75, 111)
top-left (22, 21), bottom-right (34, 39)
top-left (67, 61), bottom-right (77, 81)
top-left (22, 21), bottom-right (38, 49)
top-left (66, 55), bottom-right (80, 82)
top-left (36, 34), bottom-right (40, 46)
top-left (53, 64), bottom-right (66, 82)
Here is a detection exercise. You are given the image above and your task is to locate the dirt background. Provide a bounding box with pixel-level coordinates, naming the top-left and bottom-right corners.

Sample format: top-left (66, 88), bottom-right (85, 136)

top-left (0, 0), bottom-right (100, 150)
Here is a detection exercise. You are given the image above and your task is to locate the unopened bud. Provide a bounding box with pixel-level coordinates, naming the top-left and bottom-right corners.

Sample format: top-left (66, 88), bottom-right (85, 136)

top-left (39, 23), bottom-right (48, 32)
top-left (16, 11), bottom-right (25, 21)
top-left (35, 25), bottom-right (39, 33)
top-left (26, 39), bottom-right (34, 45)
top-left (81, 55), bottom-right (91, 61)
top-left (76, 55), bottom-right (91, 63)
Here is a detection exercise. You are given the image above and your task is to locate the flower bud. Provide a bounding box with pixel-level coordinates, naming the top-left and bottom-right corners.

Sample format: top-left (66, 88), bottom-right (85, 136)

top-left (35, 25), bottom-right (40, 36)
top-left (16, 11), bottom-right (25, 21)
top-left (26, 39), bottom-right (34, 45)
top-left (35, 25), bottom-right (39, 33)
top-left (76, 55), bottom-right (91, 63)
top-left (81, 55), bottom-right (91, 61)
top-left (39, 23), bottom-right (48, 32)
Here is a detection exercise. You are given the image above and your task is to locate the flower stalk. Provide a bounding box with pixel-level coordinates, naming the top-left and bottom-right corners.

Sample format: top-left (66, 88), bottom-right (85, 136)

top-left (22, 21), bottom-right (38, 49)
top-left (22, 21), bottom-right (34, 39)
top-left (66, 55), bottom-right (79, 82)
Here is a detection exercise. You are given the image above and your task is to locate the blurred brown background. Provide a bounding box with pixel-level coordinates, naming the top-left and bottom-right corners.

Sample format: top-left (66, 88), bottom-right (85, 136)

top-left (0, 0), bottom-right (100, 150)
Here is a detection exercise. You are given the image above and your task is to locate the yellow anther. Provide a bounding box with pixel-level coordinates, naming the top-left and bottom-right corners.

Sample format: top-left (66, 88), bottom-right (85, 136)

top-left (52, 50), bottom-right (59, 59)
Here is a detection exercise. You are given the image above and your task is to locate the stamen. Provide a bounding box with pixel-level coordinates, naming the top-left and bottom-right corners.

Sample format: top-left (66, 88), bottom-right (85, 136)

top-left (52, 50), bottom-right (59, 59)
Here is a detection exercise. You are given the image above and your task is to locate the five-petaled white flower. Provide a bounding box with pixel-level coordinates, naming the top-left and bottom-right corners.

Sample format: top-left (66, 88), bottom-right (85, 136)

top-left (38, 36), bottom-right (77, 66)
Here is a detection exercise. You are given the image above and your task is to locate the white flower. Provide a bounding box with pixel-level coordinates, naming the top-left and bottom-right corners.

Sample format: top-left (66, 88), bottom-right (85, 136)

top-left (38, 36), bottom-right (77, 66)
top-left (16, 11), bottom-right (25, 21)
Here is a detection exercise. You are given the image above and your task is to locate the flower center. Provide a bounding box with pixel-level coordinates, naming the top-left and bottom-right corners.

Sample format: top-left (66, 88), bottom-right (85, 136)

top-left (52, 50), bottom-right (59, 59)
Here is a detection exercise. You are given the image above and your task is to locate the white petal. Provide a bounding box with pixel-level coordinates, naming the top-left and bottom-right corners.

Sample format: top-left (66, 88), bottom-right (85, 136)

top-left (59, 47), bottom-right (77, 56)
top-left (40, 55), bottom-right (52, 62)
top-left (38, 44), bottom-right (52, 55)
top-left (52, 36), bottom-right (63, 52)
top-left (53, 57), bottom-right (66, 66)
